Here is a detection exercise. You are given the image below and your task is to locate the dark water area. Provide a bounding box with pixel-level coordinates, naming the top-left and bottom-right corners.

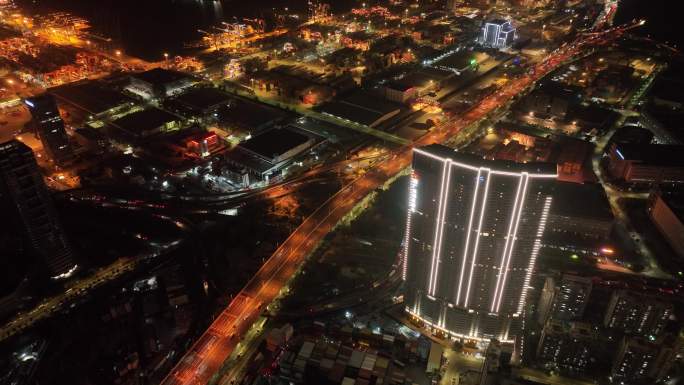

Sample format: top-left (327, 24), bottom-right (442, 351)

top-left (614, 0), bottom-right (683, 49)
top-left (17, 0), bottom-right (359, 60)
top-left (21, 0), bottom-right (677, 61)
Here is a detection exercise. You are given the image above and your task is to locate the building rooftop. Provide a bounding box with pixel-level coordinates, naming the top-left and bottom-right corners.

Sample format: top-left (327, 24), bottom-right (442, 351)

top-left (570, 104), bottom-right (617, 128)
top-left (539, 81), bottom-right (583, 101)
top-left (112, 108), bottom-right (179, 135)
top-left (496, 121), bottom-right (553, 139)
top-left (50, 80), bottom-right (132, 116)
top-left (658, 189), bottom-right (684, 221)
top-left (544, 320), bottom-right (595, 338)
top-left (74, 127), bottom-right (106, 142)
top-left (614, 143), bottom-right (684, 167)
top-left (225, 146), bottom-right (275, 175)
top-left (433, 51), bottom-right (478, 72)
top-left (417, 144), bottom-right (558, 176)
top-left (392, 72), bottom-right (435, 91)
top-left (611, 126), bottom-right (654, 145)
top-left (239, 127), bottom-right (310, 161)
top-left (384, 80), bottom-right (415, 93)
top-left (172, 87), bottom-right (232, 112)
top-left (0, 139), bottom-right (30, 155)
top-left (317, 90), bottom-right (401, 127)
top-left (643, 106), bottom-right (684, 143)
top-left (217, 98), bottom-right (287, 130)
top-left (550, 182), bottom-right (614, 220)
top-left (131, 68), bottom-right (194, 86)
top-left (651, 74), bottom-right (684, 106)
top-left (417, 66), bottom-right (456, 81)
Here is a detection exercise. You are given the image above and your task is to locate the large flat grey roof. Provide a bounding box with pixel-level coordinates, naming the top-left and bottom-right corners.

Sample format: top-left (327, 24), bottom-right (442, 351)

top-left (50, 80), bottom-right (132, 115)
top-left (112, 108), bottom-right (179, 133)
top-left (239, 127), bottom-right (310, 161)
top-left (173, 87), bottom-right (232, 111)
top-left (317, 90), bottom-right (401, 126)
top-left (550, 182), bottom-right (614, 220)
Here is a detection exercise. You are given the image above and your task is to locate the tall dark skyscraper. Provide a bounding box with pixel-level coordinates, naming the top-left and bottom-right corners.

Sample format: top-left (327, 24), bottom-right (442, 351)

top-left (0, 140), bottom-right (76, 280)
top-left (403, 144), bottom-right (556, 341)
top-left (24, 94), bottom-right (74, 166)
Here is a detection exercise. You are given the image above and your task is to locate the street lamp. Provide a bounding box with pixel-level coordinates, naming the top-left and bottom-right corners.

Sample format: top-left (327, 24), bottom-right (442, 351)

top-left (115, 50), bottom-right (122, 57)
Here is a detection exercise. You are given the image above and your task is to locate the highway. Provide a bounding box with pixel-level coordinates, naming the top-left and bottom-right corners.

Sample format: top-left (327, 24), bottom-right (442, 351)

top-left (159, 22), bottom-right (644, 385)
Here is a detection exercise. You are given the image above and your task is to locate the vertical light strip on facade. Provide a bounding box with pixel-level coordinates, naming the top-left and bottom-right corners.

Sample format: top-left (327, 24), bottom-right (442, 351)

top-left (517, 196), bottom-right (552, 315)
top-left (490, 173), bottom-right (524, 312)
top-left (464, 168), bottom-right (491, 308)
top-left (430, 160), bottom-right (453, 295)
top-left (427, 159), bottom-right (449, 295)
top-left (455, 168), bottom-right (482, 306)
top-left (402, 173), bottom-right (419, 280)
top-left (494, 173), bottom-right (530, 313)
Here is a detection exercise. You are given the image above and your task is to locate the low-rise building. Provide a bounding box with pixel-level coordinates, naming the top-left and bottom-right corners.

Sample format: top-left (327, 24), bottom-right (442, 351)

top-left (266, 324), bottom-right (294, 352)
top-left (166, 86), bottom-right (232, 119)
top-left (426, 342), bottom-right (444, 374)
top-left (73, 127), bottom-right (109, 153)
top-left (520, 81), bottom-right (582, 121)
top-left (50, 79), bottom-right (133, 120)
top-left (382, 81), bottom-right (419, 104)
top-left (648, 190), bottom-right (684, 259)
top-left (607, 143), bottom-right (684, 183)
top-left (317, 90), bottom-right (401, 128)
top-left (554, 137), bottom-right (593, 184)
top-left (224, 127), bottom-right (317, 186)
top-left (185, 131), bottom-right (224, 158)
top-left (379, 69), bottom-right (450, 104)
top-left (127, 68), bottom-right (198, 100)
top-left (216, 97), bottom-right (288, 136)
top-left (546, 182), bottom-right (614, 241)
top-left (111, 108), bottom-right (182, 142)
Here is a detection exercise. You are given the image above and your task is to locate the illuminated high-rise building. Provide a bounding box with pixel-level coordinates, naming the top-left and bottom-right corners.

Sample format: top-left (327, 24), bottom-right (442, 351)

top-left (403, 145), bottom-right (556, 341)
top-left (0, 140), bottom-right (76, 280)
top-left (24, 94), bottom-right (74, 166)
top-left (479, 19), bottom-right (517, 49)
